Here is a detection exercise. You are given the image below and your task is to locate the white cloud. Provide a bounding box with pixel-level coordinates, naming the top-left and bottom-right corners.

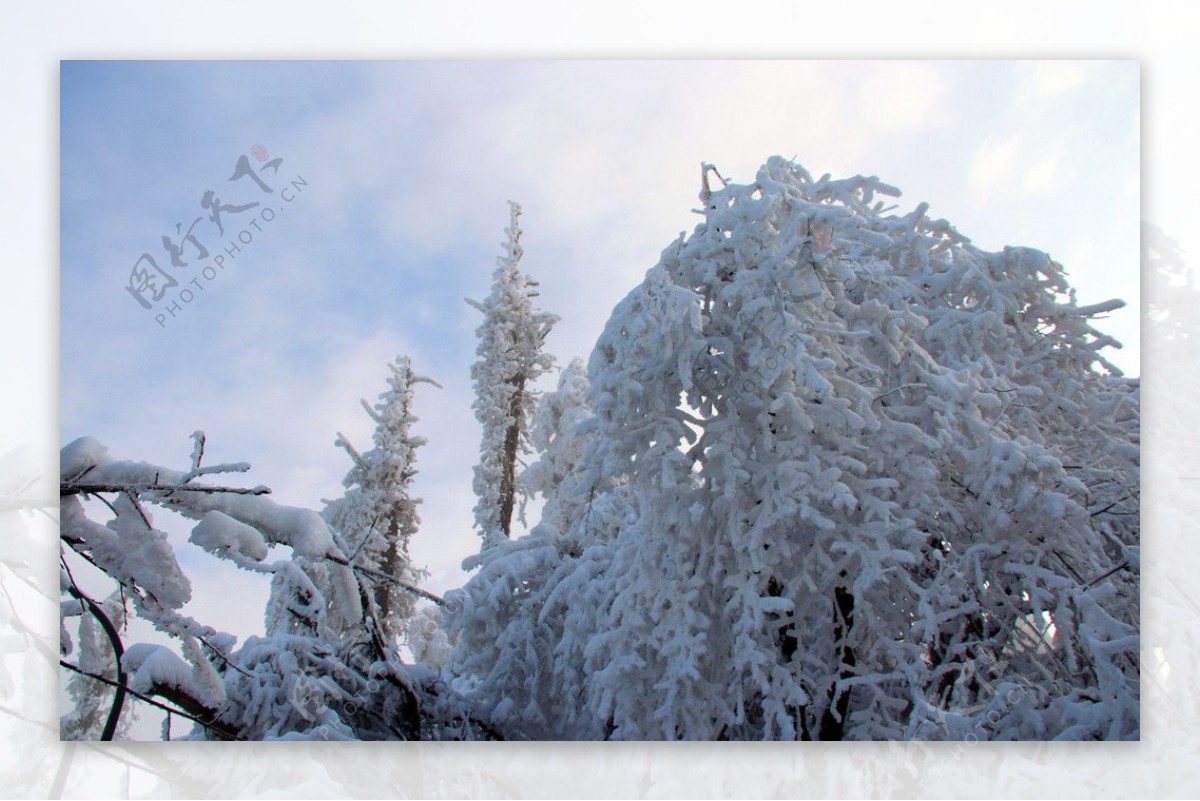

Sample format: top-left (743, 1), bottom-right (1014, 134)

top-left (1025, 153), bottom-right (1060, 193)
top-left (855, 61), bottom-right (950, 134)
top-left (1016, 60), bottom-right (1088, 101)
top-left (970, 133), bottom-right (1023, 197)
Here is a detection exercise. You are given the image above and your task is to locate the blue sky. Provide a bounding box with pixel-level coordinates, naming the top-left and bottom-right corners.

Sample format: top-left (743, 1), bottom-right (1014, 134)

top-left (60, 60), bottom-right (1140, 640)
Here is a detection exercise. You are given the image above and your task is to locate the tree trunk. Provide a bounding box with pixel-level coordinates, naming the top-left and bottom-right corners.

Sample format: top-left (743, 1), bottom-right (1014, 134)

top-left (498, 376), bottom-right (525, 537)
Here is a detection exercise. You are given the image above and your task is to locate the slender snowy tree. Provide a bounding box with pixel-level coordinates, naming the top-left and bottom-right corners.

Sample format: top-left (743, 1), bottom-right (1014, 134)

top-left (323, 356), bottom-right (437, 641)
top-left (444, 356), bottom-right (627, 737)
top-left (447, 158), bottom-right (1139, 741)
top-left (467, 201), bottom-right (558, 547)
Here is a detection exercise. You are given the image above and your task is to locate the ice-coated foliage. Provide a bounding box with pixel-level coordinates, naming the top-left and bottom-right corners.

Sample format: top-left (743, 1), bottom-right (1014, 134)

top-left (446, 158), bottom-right (1139, 740)
top-left (519, 357), bottom-right (594, 537)
top-left (467, 201), bottom-right (558, 547)
top-left (59, 435), bottom-right (490, 741)
top-left (408, 606), bottom-right (453, 668)
top-left (322, 356), bottom-right (435, 640)
top-left (60, 159), bottom-right (1137, 742)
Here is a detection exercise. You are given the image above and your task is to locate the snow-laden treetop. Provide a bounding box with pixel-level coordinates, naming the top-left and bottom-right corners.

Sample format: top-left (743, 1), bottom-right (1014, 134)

top-left (449, 157), bottom-right (1138, 741)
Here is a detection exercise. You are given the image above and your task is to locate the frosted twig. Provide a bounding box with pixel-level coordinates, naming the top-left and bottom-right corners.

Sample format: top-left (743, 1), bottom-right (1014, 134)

top-left (334, 433), bottom-right (367, 469)
top-left (189, 431), bottom-right (206, 472)
top-left (871, 383), bottom-right (925, 406)
top-left (699, 162), bottom-right (730, 202)
top-left (180, 462), bottom-right (252, 484)
top-left (360, 398), bottom-right (383, 424)
top-left (62, 482), bottom-right (270, 497)
top-left (324, 552), bottom-right (445, 607)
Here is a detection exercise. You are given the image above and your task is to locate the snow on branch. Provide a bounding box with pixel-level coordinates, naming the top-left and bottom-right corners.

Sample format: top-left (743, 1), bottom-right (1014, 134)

top-left (449, 155), bottom-right (1138, 742)
top-left (62, 481), bottom-right (269, 497)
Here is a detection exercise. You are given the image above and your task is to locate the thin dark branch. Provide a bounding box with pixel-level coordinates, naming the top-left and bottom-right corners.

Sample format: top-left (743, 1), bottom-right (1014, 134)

top-left (197, 635), bottom-right (253, 679)
top-left (61, 556), bottom-right (127, 741)
top-left (58, 660), bottom-right (240, 741)
top-left (87, 490), bottom-right (121, 518)
top-left (1050, 550), bottom-right (1084, 585)
top-left (1090, 494), bottom-right (1135, 518)
top-left (62, 482), bottom-right (270, 497)
top-left (325, 553), bottom-right (445, 606)
top-left (1085, 562), bottom-right (1130, 589)
top-left (872, 383), bottom-right (925, 406)
top-left (63, 463), bottom-right (97, 484)
top-left (60, 541), bottom-right (107, 579)
top-left (949, 476), bottom-right (978, 500)
top-left (348, 515), bottom-right (383, 563)
top-left (124, 491), bottom-right (154, 530)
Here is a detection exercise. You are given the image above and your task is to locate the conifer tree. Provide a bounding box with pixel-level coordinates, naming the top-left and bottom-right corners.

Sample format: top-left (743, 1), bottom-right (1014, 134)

top-left (467, 202), bottom-right (558, 547)
top-left (520, 357), bottom-right (594, 539)
top-left (323, 356), bottom-right (436, 640)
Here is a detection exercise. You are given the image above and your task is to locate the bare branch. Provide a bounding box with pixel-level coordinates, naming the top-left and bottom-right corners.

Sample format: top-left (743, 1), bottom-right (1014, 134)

top-left (1085, 561), bottom-right (1131, 589)
top-left (1090, 494), bottom-right (1135, 518)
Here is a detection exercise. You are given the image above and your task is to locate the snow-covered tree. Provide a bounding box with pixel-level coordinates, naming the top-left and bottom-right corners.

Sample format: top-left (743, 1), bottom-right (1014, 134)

top-left (447, 158), bottom-right (1139, 740)
top-left (323, 356), bottom-right (437, 641)
top-left (520, 357), bottom-right (594, 538)
top-left (59, 158), bottom-right (1137, 743)
top-left (443, 357), bottom-right (629, 737)
top-left (467, 202), bottom-right (558, 547)
top-left (59, 434), bottom-right (491, 741)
